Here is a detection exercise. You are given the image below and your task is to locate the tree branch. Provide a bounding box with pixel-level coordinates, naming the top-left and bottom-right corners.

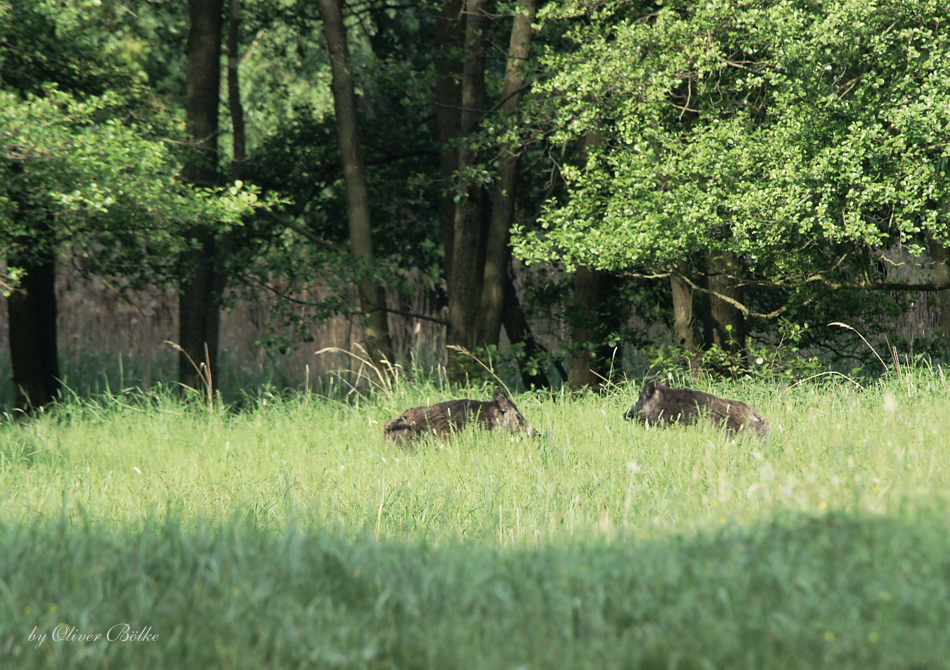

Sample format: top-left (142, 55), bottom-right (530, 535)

top-left (236, 271), bottom-right (449, 325)
top-left (378, 306), bottom-right (448, 326)
top-left (621, 269), bottom-right (950, 320)
top-left (260, 207), bottom-right (341, 252)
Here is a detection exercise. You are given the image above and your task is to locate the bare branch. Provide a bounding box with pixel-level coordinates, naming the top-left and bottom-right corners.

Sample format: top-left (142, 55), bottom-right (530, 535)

top-left (261, 208), bottom-right (341, 252)
top-left (620, 268), bottom-right (950, 320)
top-left (236, 271), bottom-right (449, 325)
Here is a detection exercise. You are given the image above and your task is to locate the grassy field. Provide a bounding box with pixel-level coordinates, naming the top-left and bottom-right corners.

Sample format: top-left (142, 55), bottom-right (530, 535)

top-left (1, 368), bottom-right (950, 668)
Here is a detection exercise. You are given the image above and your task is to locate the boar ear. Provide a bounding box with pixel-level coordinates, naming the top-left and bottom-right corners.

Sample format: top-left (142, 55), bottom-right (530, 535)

top-left (643, 379), bottom-right (657, 395)
top-left (493, 389), bottom-right (511, 407)
top-left (657, 380), bottom-right (670, 390)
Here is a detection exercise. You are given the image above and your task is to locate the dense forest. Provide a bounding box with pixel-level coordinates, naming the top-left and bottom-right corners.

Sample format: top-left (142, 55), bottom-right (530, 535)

top-left (3, 0), bottom-right (950, 411)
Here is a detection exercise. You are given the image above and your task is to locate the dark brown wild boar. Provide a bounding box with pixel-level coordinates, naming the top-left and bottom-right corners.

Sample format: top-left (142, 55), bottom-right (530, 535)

top-left (624, 380), bottom-right (771, 438)
top-left (384, 390), bottom-right (537, 446)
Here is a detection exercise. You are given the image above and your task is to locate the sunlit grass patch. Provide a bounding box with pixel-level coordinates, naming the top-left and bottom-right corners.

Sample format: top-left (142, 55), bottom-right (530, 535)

top-left (1, 371), bottom-right (949, 538)
top-left (1, 369), bottom-right (949, 667)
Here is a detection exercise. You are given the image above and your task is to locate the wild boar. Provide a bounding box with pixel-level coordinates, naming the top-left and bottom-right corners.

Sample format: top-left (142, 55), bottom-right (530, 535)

top-left (624, 380), bottom-right (771, 438)
top-left (384, 390), bottom-right (537, 446)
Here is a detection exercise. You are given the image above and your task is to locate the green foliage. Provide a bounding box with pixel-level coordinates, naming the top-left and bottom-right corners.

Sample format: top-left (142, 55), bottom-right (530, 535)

top-left (450, 342), bottom-right (546, 390)
top-left (644, 337), bottom-right (826, 384)
top-left (0, 1), bottom-right (260, 292)
top-left (209, 4), bottom-right (447, 350)
top-left (514, 0), bottom-right (950, 298)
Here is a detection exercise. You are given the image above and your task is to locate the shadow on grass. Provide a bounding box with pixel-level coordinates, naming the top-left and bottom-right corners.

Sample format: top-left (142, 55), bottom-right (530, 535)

top-left (1, 508), bottom-right (948, 669)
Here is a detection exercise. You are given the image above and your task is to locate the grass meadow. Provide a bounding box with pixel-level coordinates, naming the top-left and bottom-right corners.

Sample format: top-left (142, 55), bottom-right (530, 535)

top-left (2, 366), bottom-right (950, 668)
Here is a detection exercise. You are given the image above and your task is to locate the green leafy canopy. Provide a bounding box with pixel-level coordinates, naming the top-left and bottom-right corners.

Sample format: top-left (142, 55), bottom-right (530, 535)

top-left (0, 1), bottom-right (261, 292)
top-left (514, 0), bottom-right (950, 280)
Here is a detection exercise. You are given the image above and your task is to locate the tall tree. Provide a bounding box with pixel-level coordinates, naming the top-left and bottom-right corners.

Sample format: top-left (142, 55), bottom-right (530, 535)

top-left (179, 0), bottom-right (226, 393)
top-left (671, 260), bottom-right (700, 354)
top-left (445, 0), bottom-right (548, 380)
top-left (2, 3), bottom-right (251, 412)
top-left (703, 247), bottom-right (745, 362)
top-left (6, 226), bottom-right (59, 411)
top-left (318, 0), bottom-right (394, 366)
top-left (446, 0), bottom-right (489, 374)
top-left (1, 8), bottom-right (73, 412)
top-left (227, 0), bottom-right (246, 183)
top-left (567, 265), bottom-right (603, 389)
top-left (513, 0), bottom-right (950, 359)
top-left (477, 0), bottom-right (538, 347)
top-left (502, 275), bottom-right (560, 388)
top-left (565, 130), bottom-right (616, 389)
top-left (434, 0), bottom-right (465, 295)
top-left (926, 230), bottom-right (950, 346)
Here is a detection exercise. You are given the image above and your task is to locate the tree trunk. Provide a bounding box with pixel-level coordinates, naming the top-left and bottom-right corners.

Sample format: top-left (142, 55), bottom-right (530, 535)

top-left (227, 0), bottom-right (246, 183)
top-left (502, 274), bottom-right (561, 389)
top-left (447, 0), bottom-right (488, 375)
top-left (180, 0), bottom-right (225, 394)
top-left (567, 130), bottom-right (614, 390)
top-left (434, 0), bottom-right (464, 293)
top-left (215, 0), bottom-right (244, 357)
top-left (319, 0), bottom-right (394, 366)
top-left (7, 241), bottom-right (60, 412)
top-left (925, 229), bottom-right (950, 348)
top-left (568, 265), bottom-right (603, 390)
top-left (703, 247), bottom-right (746, 361)
top-left (478, 0), bottom-right (537, 347)
top-left (671, 259), bottom-right (700, 352)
